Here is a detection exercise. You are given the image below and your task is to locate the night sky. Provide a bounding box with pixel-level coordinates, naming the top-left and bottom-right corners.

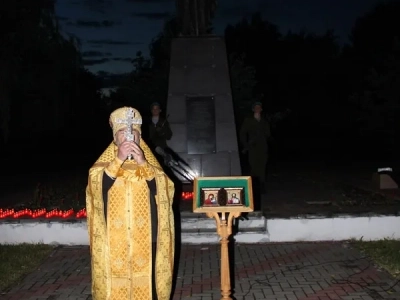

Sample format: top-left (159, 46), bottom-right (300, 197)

top-left (56, 0), bottom-right (383, 75)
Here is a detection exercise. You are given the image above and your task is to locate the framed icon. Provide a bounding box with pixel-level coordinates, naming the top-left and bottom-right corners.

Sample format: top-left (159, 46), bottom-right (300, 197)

top-left (193, 176), bottom-right (254, 213)
top-left (202, 188), bottom-right (220, 206)
top-left (225, 188), bottom-right (243, 206)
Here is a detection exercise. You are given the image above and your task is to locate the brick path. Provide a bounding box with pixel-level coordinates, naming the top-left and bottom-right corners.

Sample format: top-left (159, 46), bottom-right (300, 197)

top-left (1, 242), bottom-right (400, 300)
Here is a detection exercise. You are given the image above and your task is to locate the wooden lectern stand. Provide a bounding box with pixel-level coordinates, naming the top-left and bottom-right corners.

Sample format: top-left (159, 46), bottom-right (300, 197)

top-left (193, 176), bottom-right (254, 300)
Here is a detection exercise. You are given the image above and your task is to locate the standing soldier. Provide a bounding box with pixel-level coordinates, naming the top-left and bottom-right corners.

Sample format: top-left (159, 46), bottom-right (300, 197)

top-left (239, 102), bottom-right (271, 191)
top-left (148, 102), bottom-right (173, 151)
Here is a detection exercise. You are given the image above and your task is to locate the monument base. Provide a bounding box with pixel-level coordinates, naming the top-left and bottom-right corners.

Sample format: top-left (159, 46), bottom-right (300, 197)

top-left (372, 172), bottom-right (398, 189)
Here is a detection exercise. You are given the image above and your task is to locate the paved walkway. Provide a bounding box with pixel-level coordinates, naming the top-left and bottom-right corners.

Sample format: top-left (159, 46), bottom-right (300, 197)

top-left (2, 242), bottom-right (400, 300)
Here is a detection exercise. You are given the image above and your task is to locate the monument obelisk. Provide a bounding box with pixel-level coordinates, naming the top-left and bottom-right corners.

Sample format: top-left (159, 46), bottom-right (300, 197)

top-left (166, 0), bottom-right (241, 184)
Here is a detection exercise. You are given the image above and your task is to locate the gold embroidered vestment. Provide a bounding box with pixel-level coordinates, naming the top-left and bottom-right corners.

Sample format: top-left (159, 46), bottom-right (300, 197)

top-left (86, 140), bottom-right (175, 300)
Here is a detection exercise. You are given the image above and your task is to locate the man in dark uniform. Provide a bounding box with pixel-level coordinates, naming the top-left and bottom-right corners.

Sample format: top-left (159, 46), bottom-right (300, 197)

top-left (148, 102), bottom-right (173, 150)
top-left (239, 102), bottom-right (271, 190)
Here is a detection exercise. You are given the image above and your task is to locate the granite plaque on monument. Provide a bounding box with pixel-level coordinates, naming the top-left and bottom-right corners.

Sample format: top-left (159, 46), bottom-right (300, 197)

top-left (186, 96), bottom-right (216, 155)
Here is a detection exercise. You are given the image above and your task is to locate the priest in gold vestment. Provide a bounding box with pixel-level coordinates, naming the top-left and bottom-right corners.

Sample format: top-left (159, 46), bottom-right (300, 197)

top-left (86, 107), bottom-right (175, 300)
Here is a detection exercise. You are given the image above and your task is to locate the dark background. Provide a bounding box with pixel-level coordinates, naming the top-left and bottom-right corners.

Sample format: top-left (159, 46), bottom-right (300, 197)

top-left (1, 0), bottom-right (400, 177)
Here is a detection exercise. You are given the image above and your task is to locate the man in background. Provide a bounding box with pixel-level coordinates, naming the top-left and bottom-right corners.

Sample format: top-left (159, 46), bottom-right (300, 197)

top-left (86, 106), bottom-right (175, 300)
top-left (240, 101), bottom-right (271, 191)
top-left (148, 102), bottom-right (172, 151)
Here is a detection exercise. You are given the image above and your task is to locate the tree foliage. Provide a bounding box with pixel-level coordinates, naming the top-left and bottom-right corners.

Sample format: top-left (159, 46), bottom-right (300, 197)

top-left (0, 0), bottom-right (102, 149)
top-left (346, 1), bottom-right (400, 155)
top-left (228, 52), bottom-right (257, 121)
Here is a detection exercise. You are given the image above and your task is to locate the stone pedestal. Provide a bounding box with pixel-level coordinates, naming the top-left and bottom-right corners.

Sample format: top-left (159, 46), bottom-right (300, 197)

top-left (166, 37), bottom-right (241, 181)
top-left (372, 172), bottom-right (398, 189)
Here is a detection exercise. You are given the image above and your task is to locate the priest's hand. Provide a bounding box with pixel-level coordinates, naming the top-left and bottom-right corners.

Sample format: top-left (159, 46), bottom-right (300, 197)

top-left (117, 141), bottom-right (136, 161)
top-left (131, 142), bottom-right (146, 165)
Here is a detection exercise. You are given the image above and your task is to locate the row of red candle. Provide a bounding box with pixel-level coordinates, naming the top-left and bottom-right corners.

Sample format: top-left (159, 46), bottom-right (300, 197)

top-left (0, 208), bottom-right (87, 219)
top-left (0, 193), bottom-right (193, 219)
top-left (181, 192), bottom-right (193, 200)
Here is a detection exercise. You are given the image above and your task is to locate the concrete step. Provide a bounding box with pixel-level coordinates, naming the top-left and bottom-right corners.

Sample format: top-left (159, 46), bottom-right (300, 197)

top-left (179, 211), bottom-right (270, 244)
top-left (180, 211), bottom-right (266, 232)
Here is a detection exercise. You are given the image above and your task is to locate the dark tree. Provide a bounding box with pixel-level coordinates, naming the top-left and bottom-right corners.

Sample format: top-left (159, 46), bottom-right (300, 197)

top-left (0, 0), bottom-right (86, 142)
top-left (0, 0), bottom-right (102, 167)
top-left (346, 1), bottom-right (400, 158)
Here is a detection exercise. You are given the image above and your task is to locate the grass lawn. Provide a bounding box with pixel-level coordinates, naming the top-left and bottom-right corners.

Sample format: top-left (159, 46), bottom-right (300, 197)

top-left (353, 239), bottom-right (400, 277)
top-left (0, 243), bottom-right (54, 292)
